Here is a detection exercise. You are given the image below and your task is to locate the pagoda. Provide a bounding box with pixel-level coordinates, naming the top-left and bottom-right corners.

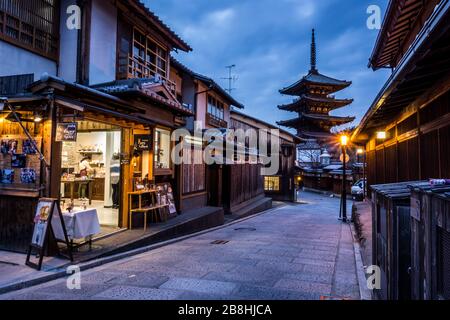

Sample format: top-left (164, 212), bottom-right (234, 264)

top-left (277, 30), bottom-right (355, 141)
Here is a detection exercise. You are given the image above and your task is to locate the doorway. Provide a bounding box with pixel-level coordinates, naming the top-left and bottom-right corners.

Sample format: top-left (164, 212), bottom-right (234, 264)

top-left (60, 121), bottom-right (122, 232)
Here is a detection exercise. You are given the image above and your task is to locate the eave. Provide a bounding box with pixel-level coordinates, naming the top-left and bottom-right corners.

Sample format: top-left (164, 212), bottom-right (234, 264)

top-left (278, 95), bottom-right (353, 112)
top-left (354, 1), bottom-right (450, 141)
top-left (279, 71), bottom-right (352, 96)
top-left (369, 0), bottom-right (440, 70)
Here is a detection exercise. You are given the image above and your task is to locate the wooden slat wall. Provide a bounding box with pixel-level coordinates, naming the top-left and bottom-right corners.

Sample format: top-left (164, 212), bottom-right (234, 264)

top-left (227, 163), bottom-right (264, 208)
top-left (367, 89), bottom-right (450, 186)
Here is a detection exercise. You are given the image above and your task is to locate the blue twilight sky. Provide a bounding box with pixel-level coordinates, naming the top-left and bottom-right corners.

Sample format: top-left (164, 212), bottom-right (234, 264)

top-left (145, 0), bottom-right (391, 132)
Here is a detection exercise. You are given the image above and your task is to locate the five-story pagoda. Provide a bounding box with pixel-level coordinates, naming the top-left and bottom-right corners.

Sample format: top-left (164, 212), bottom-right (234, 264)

top-left (277, 30), bottom-right (355, 141)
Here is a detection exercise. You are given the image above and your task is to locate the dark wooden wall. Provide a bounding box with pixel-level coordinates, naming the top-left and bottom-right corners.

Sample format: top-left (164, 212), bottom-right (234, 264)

top-left (223, 163), bottom-right (264, 213)
top-left (0, 196), bottom-right (38, 253)
top-left (367, 90), bottom-right (450, 187)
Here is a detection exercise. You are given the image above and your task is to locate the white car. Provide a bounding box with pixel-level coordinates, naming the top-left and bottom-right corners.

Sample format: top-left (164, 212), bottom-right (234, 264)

top-left (351, 179), bottom-right (366, 201)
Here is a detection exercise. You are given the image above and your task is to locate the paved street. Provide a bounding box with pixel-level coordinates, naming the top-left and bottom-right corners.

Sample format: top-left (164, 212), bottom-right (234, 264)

top-left (0, 192), bottom-right (360, 300)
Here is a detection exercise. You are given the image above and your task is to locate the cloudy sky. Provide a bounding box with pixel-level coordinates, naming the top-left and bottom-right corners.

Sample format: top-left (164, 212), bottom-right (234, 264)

top-left (146, 0), bottom-right (391, 132)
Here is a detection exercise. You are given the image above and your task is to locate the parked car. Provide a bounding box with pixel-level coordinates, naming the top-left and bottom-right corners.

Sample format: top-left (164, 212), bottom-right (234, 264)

top-left (351, 179), bottom-right (366, 201)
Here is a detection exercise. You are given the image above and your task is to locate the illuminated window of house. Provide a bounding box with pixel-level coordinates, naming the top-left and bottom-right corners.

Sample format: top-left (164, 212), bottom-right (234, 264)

top-left (131, 28), bottom-right (168, 79)
top-left (264, 176), bottom-right (280, 191)
top-left (155, 128), bottom-right (171, 170)
top-left (208, 96), bottom-right (225, 120)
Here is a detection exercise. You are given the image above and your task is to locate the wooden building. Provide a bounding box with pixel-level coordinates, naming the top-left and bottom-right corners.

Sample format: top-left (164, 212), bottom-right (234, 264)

top-left (230, 110), bottom-right (300, 202)
top-left (352, 0), bottom-right (450, 187)
top-left (170, 59), bottom-right (273, 215)
top-left (352, 0), bottom-right (450, 300)
top-left (0, 0), bottom-right (207, 252)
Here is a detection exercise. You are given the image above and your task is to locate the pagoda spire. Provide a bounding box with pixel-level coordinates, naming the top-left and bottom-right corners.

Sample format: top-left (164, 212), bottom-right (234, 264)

top-left (310, 29), bottom-right (318, 74)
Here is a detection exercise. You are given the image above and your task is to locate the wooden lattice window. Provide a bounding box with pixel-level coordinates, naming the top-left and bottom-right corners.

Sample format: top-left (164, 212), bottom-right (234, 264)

top-left (129, 28), bottom-right (168, 79)
top-left (0, 0), bottom-right (59, 60)
top-left (264, 176), bottom-right (280, 192)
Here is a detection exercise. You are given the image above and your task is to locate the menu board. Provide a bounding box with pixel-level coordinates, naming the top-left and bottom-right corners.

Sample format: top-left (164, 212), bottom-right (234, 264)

top-left (156, 183), bottom-right (177, 216)
top-left (26, 199), bottom-right (73, 271)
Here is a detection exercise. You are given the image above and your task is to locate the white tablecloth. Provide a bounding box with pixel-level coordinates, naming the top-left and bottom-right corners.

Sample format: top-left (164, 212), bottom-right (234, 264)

top-left (52, 209), bottom-right (101, 240)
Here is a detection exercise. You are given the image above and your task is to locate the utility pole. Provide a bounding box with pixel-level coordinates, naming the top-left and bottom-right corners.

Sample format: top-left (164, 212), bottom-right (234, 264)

top-left (222, 65), bottom-right (237, 95)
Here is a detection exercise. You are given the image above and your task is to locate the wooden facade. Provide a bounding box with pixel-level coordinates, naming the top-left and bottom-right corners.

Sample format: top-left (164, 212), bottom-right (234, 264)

top-left (230, 110), bottom-right (299, 202)
top-left (354, 0), bottom-right (450, 188)
top-left (354, 0), bottom-right (450, 300)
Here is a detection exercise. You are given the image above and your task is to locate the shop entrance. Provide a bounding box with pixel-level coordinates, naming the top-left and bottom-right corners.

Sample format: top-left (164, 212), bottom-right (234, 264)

top-left (60, 121), bottom-right (122, 232)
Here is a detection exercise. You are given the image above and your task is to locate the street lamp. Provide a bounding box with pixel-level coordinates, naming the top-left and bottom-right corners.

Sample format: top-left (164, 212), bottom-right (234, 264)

top-left (357, 148), bottom-right (367, 199)
top-left (340, 135), bottom-right (349, 222)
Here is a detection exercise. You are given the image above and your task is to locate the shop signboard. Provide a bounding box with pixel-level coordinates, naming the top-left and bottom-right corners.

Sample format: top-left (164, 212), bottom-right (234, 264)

top-left (56, 123), bottom-right (78, 142)
top-left (26, 198), bottom-right (73, 270)
top-left (134, 134), bottom-right (153, 151)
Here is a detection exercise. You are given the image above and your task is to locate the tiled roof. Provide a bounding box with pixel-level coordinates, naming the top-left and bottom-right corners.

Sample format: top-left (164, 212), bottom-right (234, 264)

top-left (92, 78), bottom-right (194, 116)
top-left (278, 95), bottom-right (353, 111)
top-left (129, 0), bottom-right (192, 52)
top-left (280, 71), bottom-right (352, 96)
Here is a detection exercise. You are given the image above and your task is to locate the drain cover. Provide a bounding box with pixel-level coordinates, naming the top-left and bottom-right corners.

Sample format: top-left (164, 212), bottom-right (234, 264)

top-left (234, 227), bottom-right (256, 232)
top-left (211, 240), bottom-right (229, 245)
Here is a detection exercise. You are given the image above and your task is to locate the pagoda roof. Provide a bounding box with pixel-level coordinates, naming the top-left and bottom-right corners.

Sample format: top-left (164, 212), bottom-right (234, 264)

top-left (280, 71), bottom-right (352, 96)
top-left (278, 95), bottom-right (353, 112)
top-left (277, 114), bottom-right (355, 128)
top-left (300, 131), bottom-right (335, 140)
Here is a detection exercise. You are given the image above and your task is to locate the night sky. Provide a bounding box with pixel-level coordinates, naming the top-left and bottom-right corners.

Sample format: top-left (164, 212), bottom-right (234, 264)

top-left (145, 0), bottom-right (391, 133)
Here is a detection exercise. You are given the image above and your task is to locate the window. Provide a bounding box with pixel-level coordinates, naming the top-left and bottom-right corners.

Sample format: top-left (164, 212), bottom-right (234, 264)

top-left (130, 28), bottom-right (168, 79)
top-left (155, 128), bottom-right (171, 171)
top-left (0, 0), bottom-right (59, 60)
top-left (207, 95), bottom-right (225, 120)
top-left (264, 176), bottom-right (280, 192)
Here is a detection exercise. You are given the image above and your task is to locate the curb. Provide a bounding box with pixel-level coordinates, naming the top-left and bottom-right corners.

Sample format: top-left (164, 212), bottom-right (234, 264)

top-left (0, 205), bottom-right (283, 296)
top-left (349, 223), bottom-right (372, 301)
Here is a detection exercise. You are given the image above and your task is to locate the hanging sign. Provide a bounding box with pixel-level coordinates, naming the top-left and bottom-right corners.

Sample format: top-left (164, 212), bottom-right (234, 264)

top-left (26, 198), bottom-right (73, 271)
top-left (56, 123), bottom-right (78, 142)
top-left (134, 134), bottom-right (153, 151)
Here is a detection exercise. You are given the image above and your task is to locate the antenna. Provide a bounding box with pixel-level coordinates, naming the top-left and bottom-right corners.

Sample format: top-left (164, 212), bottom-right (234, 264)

top-left (221, 64), bottom-right (238, 94)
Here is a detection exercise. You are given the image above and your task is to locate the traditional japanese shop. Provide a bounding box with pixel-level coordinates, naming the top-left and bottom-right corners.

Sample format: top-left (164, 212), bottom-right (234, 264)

top-left (0, 75), bottom-right (193, 253)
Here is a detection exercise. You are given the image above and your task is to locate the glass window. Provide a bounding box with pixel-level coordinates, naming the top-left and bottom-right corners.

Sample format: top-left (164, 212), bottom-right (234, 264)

top-left (155, 128), bottom-right (171, 170)
top-left (207, 95), bottom-right (225, 120)
top-left (264, 176), bottom-right (280, 191)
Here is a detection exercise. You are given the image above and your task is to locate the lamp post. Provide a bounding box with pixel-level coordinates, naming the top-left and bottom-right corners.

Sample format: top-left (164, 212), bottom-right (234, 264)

top-left (357, 148), bottom-right (366, 199)
top-left (340, 135), bottom-right (349, 222)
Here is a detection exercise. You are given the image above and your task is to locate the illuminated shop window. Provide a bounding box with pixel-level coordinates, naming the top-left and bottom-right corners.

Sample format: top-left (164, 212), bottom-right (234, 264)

top-left (264, 176), bottom-right (280, 191)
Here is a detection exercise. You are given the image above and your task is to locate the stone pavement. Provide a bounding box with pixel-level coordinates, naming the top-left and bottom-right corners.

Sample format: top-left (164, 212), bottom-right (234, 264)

top-left (0, 192), bottom-right (360, 300)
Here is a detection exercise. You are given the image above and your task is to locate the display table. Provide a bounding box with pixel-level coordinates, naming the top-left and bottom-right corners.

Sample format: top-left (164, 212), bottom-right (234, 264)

top-left (61, 179), bottom-right (94, 205)
top-left (52, 208), bottom-right (100, 250)
top-left (128, 190), bottom-right (169, 231)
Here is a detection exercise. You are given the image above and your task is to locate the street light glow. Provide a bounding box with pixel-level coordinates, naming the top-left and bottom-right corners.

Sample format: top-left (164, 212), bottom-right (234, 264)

top-left (340, 135), bottom-right (349, 146)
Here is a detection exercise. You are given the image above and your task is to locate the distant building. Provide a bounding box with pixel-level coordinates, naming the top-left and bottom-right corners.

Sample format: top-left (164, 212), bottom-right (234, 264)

top-left (230, 110), bottom-right (301, 202)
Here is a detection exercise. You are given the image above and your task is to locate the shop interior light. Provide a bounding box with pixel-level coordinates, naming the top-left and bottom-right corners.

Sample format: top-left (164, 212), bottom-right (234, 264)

top-left (357, 148), bottom-right (364, 154)
top-left (376, 131), bottom-right (387, 140)
top-left (34, 112), bottom-right (43, 123)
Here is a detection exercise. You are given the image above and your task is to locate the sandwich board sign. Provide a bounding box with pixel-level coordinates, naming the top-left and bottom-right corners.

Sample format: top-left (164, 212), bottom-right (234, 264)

top-left (26, 198), bottom-right (73, 271)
